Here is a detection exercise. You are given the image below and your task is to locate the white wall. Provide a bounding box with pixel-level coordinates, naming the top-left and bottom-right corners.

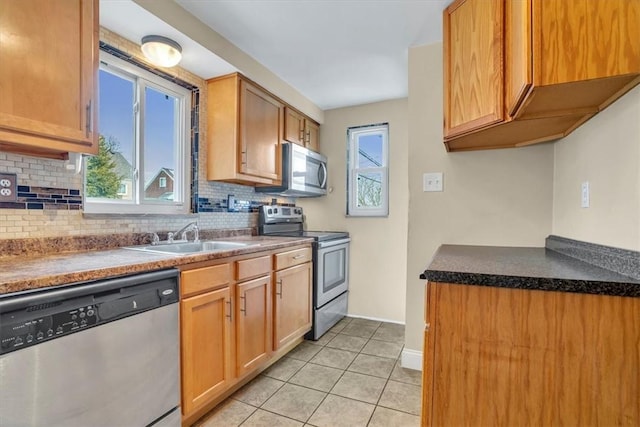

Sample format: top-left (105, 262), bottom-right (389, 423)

top-left (298, 99), bottom-right (409, 323)
top-left (404, 43), bottom-right (555, 351)
top-left (553, 85), bottom-right (640, 251)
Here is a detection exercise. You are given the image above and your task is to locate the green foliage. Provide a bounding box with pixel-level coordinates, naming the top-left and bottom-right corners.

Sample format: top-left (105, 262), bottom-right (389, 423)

top-left (85, 135), bottom-right (123, 198)
top-left (357, 174), bottom-right (382, 208)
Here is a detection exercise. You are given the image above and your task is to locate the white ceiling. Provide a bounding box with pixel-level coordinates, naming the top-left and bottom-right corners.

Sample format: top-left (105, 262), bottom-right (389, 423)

top-left (100, 0), bottom-right (449, 110)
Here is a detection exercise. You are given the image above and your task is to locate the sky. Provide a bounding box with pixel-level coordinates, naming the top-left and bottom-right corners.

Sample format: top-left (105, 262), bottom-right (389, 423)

top-left (358, 133), bottom-right (383, 168)
top-left (99, 69), bottom-right (177, 183)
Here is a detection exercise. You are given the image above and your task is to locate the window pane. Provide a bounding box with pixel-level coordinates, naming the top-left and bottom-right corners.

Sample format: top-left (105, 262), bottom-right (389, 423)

top-left (357, 133), bottom-right (383, 167)
top-left (87, 69), bottom-right (135, 201)
top-left (144, 86), bottom-right (178, 201)
top-left (356, 172), bottom-right (383, 208)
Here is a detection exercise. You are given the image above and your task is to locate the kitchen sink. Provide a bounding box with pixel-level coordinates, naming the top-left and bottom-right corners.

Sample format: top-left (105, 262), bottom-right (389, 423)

top-left (124, 240), bottom-right (257, 255)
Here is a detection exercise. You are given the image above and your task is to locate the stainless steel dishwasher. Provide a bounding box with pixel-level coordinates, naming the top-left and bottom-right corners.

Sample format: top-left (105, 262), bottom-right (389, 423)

top-left (0, 269), bottom-right (181, 427)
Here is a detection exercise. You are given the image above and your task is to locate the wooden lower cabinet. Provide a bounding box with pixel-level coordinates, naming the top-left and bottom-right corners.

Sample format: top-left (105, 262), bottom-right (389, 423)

top-left (181, 286), bottom-right (232, 416)
top-left (180, 245), bottom-right (312, 424)
top-left (422, 281), bottom-right (640, 426)
top-left (274, 262), bottom-right (312, 350)
top-left (235, 275), bottom-right (272, 376)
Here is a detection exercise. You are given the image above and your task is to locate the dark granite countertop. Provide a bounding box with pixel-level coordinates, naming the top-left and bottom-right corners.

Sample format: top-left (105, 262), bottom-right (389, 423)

top-left (0, 236), bottom-right (314, 295)
top-left (421, 244), bottom-right (640, 297)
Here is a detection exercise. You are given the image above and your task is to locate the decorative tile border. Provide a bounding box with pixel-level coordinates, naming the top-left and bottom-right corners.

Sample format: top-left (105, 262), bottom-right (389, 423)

top-left (197, 197), bottom-right (294, 213)
top-left (0, 185), bottom-right (83, 211)
top-left (546, 235), bottom-right (640, 280)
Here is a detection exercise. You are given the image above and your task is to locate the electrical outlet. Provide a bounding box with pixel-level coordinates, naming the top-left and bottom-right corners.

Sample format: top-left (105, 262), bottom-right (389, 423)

top-left (423, 172), bottom-right (443, 192)
top-left (581, 181), bottom-right (590, 208)
top-left (0, 173), bottom-right (17, 202)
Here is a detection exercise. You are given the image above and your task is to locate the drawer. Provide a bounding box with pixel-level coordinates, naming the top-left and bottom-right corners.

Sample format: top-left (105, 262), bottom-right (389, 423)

top-left (236, 255), bottom-right (272, 281)
top-left (181, 263), bottom-right (232, 296)
top-left (275, 247), bottom-right (312, 270)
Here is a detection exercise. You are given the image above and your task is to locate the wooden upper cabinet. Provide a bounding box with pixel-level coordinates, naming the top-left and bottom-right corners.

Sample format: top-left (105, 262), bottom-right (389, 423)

top-left (518, 0), bottom-right (640, 119)
top-left (239, 80), bottom-right (283, 181)
top-left (284, 107), bottom-right (305, 146)
top-left (443, 0), bottom-right (504, 138)
top-left (443, 0), bottom-right (640, 151)
top-left (305, 120), bottom-right (320, 152)
top-left (0, 0), bottom-right (98, 159)
top-left (284, 107), bottom-right (321, 152)
top-left (207, 73), bottom-right (283, 185)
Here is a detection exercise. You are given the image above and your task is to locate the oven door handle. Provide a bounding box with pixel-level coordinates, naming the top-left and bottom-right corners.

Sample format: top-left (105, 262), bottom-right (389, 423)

top-left (317, 238), bottom-right (351, 249)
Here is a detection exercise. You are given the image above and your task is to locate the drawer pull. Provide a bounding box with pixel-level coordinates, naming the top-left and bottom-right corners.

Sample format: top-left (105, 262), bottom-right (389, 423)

top-left (292, 254), bottom-right (305, 260)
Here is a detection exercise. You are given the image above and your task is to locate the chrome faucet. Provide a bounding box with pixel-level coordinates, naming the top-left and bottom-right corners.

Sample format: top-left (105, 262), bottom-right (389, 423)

top-left (167, 222), bottom-right (199, 243)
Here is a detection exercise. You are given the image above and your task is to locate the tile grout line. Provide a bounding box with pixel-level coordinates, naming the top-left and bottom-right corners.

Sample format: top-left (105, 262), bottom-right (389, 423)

top-left (205, 317), bottom-right (419, 426)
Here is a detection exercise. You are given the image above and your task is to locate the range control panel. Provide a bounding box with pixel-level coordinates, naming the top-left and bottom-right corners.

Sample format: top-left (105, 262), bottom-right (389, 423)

top-left (259, 205), bottom-right (303, 224)
top-left (1, 304), bottom-right (98, 353)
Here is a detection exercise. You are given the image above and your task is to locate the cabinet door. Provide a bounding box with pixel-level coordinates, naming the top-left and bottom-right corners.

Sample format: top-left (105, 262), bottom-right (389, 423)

top-left (273, 262), bottom-right (312, 350)
top-left (0, 0), bottom-right (98, 158)
top-left (181, 287), bottom-right (232, 416)
top-left (239, 80), bottom-right (283, 181)
top-left (506, 0), bottom-right (532, 117)
top-left (236, 275), bottom-right (272, 376)
top-left (284, 107), bottom-right (305, 146)
top-left (443, 0), bottom-right (504, 138)
top-left (534, 0), bottom-right (640, 85)
top-left (305, 120), bottom-right (320, 152)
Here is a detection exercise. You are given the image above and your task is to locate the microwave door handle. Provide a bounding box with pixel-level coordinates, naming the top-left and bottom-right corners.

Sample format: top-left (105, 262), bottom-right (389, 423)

top-left (318, 162), bottom-right (327, 188)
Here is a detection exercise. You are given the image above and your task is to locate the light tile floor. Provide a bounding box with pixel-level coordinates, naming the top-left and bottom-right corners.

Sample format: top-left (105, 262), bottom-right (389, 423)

top-left (195, 317), bottom-right (422, 427)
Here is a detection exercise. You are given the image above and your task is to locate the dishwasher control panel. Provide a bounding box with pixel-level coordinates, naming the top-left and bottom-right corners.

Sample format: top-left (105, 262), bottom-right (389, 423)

top-left (0, 269), bottom-right (179, 355)
top-left (0, 304), bottom-right (99, 352)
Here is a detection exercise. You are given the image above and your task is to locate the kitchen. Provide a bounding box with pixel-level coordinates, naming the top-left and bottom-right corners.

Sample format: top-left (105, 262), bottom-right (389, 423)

top-left (1, 0), bottom-right (639, 426)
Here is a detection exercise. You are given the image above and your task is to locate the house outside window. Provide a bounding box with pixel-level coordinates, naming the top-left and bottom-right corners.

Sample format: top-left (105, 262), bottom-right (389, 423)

top-left (347, 123), bottom-right (389, 217)
top-left (83, 51), bottom-right (191, 214)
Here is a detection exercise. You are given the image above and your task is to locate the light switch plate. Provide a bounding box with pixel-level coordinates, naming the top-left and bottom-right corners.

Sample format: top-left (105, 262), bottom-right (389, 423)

top-left (0, 173), bottom-right (18, 202)
top-left (423, 172), bottom-right (443, 192)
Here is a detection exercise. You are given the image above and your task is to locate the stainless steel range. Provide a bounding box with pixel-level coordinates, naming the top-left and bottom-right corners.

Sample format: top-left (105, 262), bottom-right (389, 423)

top-left (259, 206), bottom-right (350, 339)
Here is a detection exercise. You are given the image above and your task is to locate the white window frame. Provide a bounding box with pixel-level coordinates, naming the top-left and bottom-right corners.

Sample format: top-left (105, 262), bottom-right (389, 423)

top-left (347, 123), bottom-right (389, 217)
top-left (159, 177), bottom-right (167, 188)
top-left (84, 51), bottom-right (191, 215)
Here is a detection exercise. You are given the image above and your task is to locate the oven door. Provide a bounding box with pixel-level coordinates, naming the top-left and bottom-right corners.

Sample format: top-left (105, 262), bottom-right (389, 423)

top-left (316, 238), bottom-right (350, 308)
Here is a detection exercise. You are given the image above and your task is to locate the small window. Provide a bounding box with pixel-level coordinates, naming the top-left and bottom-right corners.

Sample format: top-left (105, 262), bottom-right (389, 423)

top-left (84, 51), bottom-right (191, 214)
top-left (347, 123), bottom-right (389, 217)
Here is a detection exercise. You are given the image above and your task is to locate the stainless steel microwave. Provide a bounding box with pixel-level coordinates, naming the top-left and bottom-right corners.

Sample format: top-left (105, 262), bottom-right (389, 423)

top-left (256, 143), bottom-right (327, 197)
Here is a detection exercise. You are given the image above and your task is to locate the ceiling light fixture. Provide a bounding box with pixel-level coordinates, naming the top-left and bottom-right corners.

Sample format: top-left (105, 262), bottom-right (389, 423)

top-left (141, 35), bottom-right (182, 68)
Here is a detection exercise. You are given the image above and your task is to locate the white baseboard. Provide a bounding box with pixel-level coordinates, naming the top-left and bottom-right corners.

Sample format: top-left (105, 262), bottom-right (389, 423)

top-left (346, 314), bottom-right (405, 325)
top-left (401, 348), bottom-right (422, 371)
